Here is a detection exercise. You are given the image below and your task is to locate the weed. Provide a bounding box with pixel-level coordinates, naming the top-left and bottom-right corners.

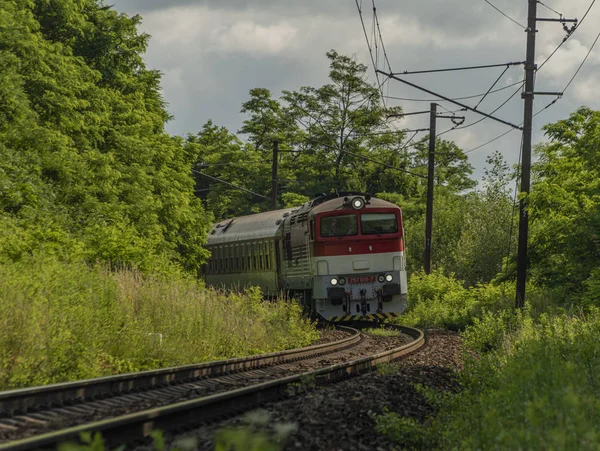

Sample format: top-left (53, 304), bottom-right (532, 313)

top-left (376, 362), bottom-right (402, 375)
top-left (365, 327), bottom-right (402, 338)
top-left (214, 410), bottom-right (297, 451)
top-left (0, 256), bottom-right (319, 390)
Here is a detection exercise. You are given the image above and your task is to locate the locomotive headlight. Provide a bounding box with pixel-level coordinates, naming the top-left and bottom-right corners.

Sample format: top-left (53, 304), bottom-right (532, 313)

top-left (338, 277), bottom-right (346, 286)
top-left (330, 277), bottom-right (339, 286)
top-left (351, 197), bottom-right (365, 210)
top-left (385, 274), bottom-right (393, 282)
top-left (377, 274), bottom-right (385, 283)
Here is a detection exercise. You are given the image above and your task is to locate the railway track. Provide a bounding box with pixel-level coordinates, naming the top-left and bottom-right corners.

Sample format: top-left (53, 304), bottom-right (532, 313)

top-left (0, 324), bottom-right (424, 450)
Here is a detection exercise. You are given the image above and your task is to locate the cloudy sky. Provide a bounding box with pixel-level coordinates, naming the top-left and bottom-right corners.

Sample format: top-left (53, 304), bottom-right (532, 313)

top-left (111, 0), bottom-right (600, 178)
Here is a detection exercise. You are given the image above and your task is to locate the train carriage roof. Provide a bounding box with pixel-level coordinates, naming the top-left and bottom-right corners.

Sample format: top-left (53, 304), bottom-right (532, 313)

top-left (207, 207), bottom-right (296, 245)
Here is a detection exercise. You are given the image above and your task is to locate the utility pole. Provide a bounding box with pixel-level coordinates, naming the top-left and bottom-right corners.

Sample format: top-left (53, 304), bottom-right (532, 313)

top-left (271, 140), bottom-right (279, 210)
top-left (388, 105), bottom-right (462, 274)
top-left (515, 0), bottom-right (537, 308)
top-left (424, 103), bottom-right (437, 274)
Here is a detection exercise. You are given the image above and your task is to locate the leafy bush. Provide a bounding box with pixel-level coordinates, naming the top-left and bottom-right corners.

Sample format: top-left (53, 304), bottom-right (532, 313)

top-left (381, 308), bottom-right (600, 450)
top-left (399, 270), bottom-right (513, 330)
top-left (0, 256), bottom-right (319, 390)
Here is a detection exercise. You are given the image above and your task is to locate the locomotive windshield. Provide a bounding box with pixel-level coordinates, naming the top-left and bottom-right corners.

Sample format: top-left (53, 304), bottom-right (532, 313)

top-left (360, 213), bottom-right (398, 235)
top-left (320, 214), bottom-right (358, 237)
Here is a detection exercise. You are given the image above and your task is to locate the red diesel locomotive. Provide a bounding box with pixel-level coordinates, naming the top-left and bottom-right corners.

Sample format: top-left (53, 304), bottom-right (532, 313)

top-left (204, 192), bottom-right (407, 321)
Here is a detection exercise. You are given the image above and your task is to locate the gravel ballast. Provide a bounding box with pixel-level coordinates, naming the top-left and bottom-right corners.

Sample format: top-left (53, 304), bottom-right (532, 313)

top-left (174, 329), bottom-right (462, 451)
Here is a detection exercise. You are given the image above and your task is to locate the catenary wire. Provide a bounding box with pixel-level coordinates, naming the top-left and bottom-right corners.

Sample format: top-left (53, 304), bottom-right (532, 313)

top-left (372, 0), bottom-right (393, 73)
top-left (436, 82), bottom-right (524, 138)
top-left (474, 65), bottom-right (510, 110)
top-left (383, 80), bottom-right (526, 103)
top-left (537, 0), bottom-right (596, 71)
top-left (537, 0), bottom-right (563, 17)
top-left (398, 130), bottom-right (421, 151)
top-left (355, 0), bottom-right (387, 106)
top-left (304, 137), bottom-right (426, 178)
top-left (463, 96), bottom-right (560, 155)
top-left (562, 27), bottom-right (600, 92)
top-left (483, 0), bottom-right (527, 29)
top-left (191, 169), bottom-right (269, 199)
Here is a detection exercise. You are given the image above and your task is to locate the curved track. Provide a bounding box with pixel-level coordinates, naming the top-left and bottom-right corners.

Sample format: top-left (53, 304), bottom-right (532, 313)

top-left (0, 325), bottom-right (424, 451)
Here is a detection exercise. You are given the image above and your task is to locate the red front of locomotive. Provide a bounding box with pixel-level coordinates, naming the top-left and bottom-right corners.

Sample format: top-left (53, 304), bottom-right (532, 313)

top-left (308, 194), bottom-right (408, 321)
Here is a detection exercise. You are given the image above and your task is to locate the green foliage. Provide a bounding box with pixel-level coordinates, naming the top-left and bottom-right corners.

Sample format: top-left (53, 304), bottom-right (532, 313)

top-left (399, 270), bottom-right (513, 330)
top-left (433, 310), bottom-right (600, 450)
top-left (0, 0), bottom-right (209, 272)
top-left (281, 192), bottom-right (309, 208)
top-left (58, 430), bottom-right (196, 451)
top-left (381, 151), bottom-right (513, 285)
top-left (188, 120), bottom-right (267, 220)
top-left (365, 327), bottom-right (402, 338)
top-left (461, 305), bottom-right (534, 353)
top-left (215, 410), bottom-right (297, 451)
top-left (198, 50), bottom-right (476, 220)
top-left (381, 308), bottom-right (600, 450)
top-left (0, 256), bottom-right (319, 389)
top-left (374, 409), bottom-right (432, 450)
top-left (58, 432), bottom-right (118, 451)
top-left (528, 107), bottom-right (600, 299)
top-left (583, 268), bottom-right (600, 305)
top-left (376, 362), bottom-right (402, 376)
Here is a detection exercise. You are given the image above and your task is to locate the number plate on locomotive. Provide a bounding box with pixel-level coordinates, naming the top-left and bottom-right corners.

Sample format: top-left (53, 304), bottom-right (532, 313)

top-left (347, 275), bottom-right (376, 284)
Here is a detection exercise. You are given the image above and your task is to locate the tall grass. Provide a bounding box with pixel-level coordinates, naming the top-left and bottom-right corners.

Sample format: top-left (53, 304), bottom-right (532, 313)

top-left (378, 301), bottom-right (600, 450)
top-left (432, 309), bottom-right (600, 450)
top-left (0, 257), bottom-right (318, 390)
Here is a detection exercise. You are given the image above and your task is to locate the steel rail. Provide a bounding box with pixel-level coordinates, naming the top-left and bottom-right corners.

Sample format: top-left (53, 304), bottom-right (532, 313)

top-left (0, 326), bottom-right (360, 415)
top-left (0, 326), bottom-right (424, 451)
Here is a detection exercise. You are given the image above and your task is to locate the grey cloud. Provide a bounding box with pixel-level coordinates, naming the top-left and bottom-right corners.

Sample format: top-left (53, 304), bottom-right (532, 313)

top-left (109, 0), bottom-right (598, 179)
top-left (118, 0), bottom-right (517, 38)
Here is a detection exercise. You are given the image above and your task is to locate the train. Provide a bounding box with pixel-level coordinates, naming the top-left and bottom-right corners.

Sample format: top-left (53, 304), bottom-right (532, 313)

top-left (203, 192), bottom-right (407, 322)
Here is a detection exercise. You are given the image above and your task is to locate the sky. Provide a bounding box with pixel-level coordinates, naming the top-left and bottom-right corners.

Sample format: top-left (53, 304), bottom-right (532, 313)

top-left (110, 0), bottom-right (600, 178)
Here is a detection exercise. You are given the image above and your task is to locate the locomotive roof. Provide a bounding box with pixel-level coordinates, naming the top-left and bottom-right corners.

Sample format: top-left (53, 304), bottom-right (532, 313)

top-left (308, 195), bottom-right (400, 215)
top-left (207, 207), bottom-right (296, 245)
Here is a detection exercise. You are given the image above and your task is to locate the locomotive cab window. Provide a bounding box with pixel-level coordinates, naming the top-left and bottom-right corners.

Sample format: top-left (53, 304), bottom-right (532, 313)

top-left (320, 214), bottom-right (358, 237)
top-left (360, 213), bottom-right (398, 235)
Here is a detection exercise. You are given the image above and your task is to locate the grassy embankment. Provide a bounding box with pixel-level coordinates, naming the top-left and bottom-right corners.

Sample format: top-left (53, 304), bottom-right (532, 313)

top-left (0, 258), bottom-right (318, 390)
top-left (379, 270), bottom-right (600, 450)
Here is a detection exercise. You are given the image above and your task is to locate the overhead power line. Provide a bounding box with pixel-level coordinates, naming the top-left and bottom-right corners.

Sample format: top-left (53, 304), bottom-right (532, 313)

top-left (463, 95), bottom-right (560, 155)
top-left (394, 61), bottom-right (524, 75)
top-left (383, 79), bottom-right (525, 103)
top-left (340, 148), bottom-right (427, 178)
top-left (437, 81), bottom-right (524, 138)
top-left (537, 0), bottom-right (596, 71)
top-left (379, 69), bottom-right (524, 130)
top-left (474, 65), bottom-right (510, 109)
top-left (562, 27), bottom-right (600, 92)
top-left (537, 0), bottom-right (562, 17)
top-left (355, 0), bottom-right (387, 106)
top-left (371, 0), bottom-right (392, 73)
top-left (483, 0), bottom-right (527, 29)
top-left (198, 160), bottom-right (270, 167)
top-left (192, 169), bottom-right (269, 199)
top-left (303, 137), bottom-right (426, 178)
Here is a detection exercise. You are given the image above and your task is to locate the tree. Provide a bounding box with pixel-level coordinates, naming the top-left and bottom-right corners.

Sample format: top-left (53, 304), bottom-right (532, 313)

top-left (281, 50), bottom-right (407, 194)
top-left (0, 0), bottom-right (209, 272)
top-left (410, 137), bottom-right (476, 192)
top-left (528, 107), bottom-right (600, 298)
top-left (187, 121), bottom-right (268, 220)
